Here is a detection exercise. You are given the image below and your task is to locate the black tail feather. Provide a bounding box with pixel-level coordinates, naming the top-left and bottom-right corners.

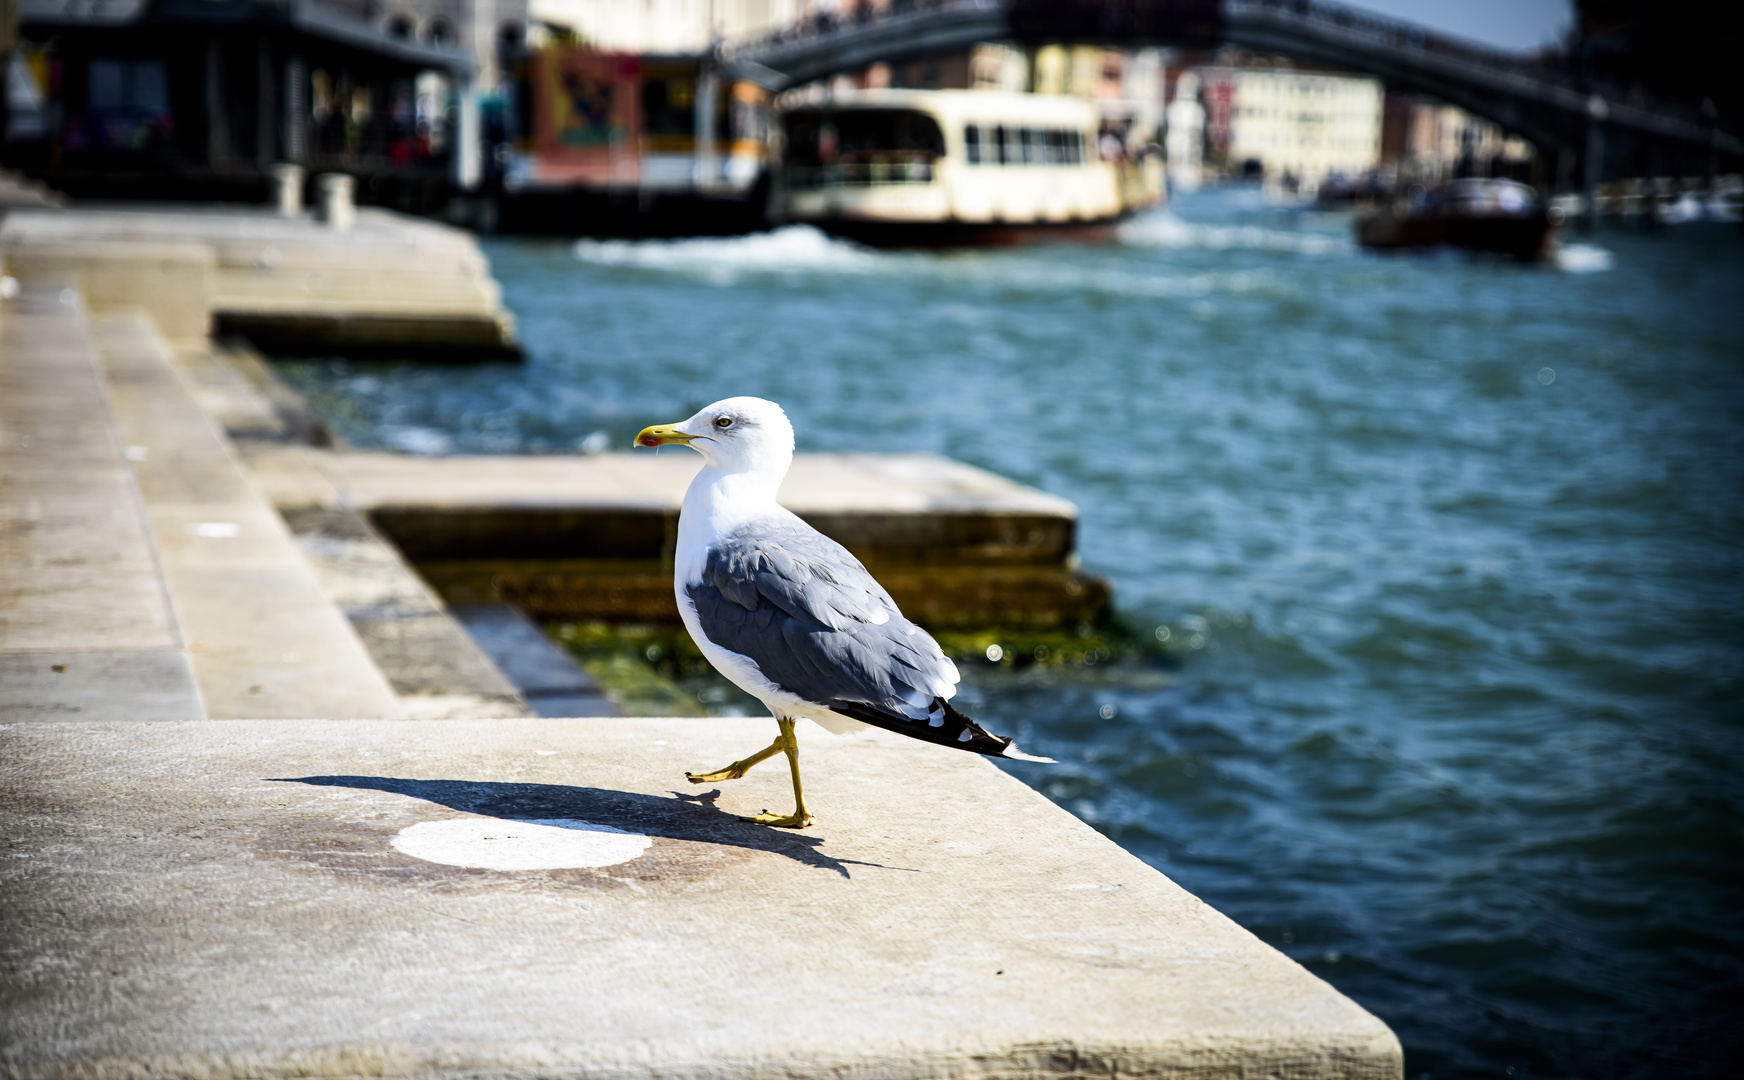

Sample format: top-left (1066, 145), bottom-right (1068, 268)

top-left (826, 697), bottom-right (1051, 762)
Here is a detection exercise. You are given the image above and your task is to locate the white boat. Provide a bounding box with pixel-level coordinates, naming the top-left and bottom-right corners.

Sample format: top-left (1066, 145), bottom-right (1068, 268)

top-left (778, 90), bottom-right (1161, 247)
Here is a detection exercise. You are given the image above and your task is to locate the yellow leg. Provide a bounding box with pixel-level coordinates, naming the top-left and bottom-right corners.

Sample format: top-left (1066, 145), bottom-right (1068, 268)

top-left (741, 717), bottom-right (813, 829)
top-left (686, 737), bottom-right (784, 784)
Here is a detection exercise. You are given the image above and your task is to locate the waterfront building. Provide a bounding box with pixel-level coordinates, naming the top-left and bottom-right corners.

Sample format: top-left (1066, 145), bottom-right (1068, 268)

top-left (1225, 66), bottom-right (1382, 193)
top-left (5, 0), bottom-right (476, 205)
top-left (1380, 94), bottom-right (1536, 185)
top-left (529, 0), bottom-right (801, 53)
top-left (371, 0), bottom-right (528, 91)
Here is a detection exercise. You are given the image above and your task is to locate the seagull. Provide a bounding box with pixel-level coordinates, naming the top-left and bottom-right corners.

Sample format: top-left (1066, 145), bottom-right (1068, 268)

top-left (635, 396), bottom-right (1051, 828)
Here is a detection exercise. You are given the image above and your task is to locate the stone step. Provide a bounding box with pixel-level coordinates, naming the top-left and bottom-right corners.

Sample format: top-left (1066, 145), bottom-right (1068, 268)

top-left (277, 507), bottom-right (535, 721)
top-left (448, 603), bottom-right (619, 717)
top-left (87, 311), bottom-right (402, 719)
top-left (309, 451), bottom-right (1109, 628)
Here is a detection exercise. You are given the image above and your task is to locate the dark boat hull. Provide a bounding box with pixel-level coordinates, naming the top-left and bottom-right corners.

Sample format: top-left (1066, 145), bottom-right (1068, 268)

top-left (1358, 209), bottom-right (1557, 261)
top-left (804, 215), bottom-right (1125, 249)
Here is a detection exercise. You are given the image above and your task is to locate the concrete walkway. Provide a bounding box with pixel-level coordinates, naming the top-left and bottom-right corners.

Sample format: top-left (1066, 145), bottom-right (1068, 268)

top-left (87, 311), bottom-right (402, 719)
top-left (0, 716), bottom-right (1402, 1079)
top-left (0, 285), bottom-right (201, 721)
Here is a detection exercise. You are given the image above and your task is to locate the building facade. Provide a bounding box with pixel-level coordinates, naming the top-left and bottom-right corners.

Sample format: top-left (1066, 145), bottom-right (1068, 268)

top-left (1380, 94), bottom-right (1536, 185)
top-left (1225, 66), bottom-right (1382, 190)
top-left (528, 0), bottom-right (802, 54)
top-left (6, 0), bottom-right (475, 204)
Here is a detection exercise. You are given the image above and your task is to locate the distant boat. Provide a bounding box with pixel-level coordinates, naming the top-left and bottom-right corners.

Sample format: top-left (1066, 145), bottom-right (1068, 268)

top-left (1314, 171), bottom-right (1388, 210)
top-left (1357, 179), bottom-right (1561, 261)
top-left (778, 90), bottom-right (1162, 247)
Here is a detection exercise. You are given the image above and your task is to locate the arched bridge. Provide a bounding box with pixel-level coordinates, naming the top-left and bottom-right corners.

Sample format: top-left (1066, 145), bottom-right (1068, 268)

top-left (720, 0), bottom-right (1741, 179)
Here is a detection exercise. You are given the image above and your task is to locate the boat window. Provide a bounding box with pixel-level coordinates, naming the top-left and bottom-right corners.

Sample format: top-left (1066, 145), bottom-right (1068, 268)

top-left (950, 122), bottom-right (1090, 167)
top-left (1045, 129), bottom-right (1067, 164)
top-left (782, 108), bottom-right (946, 187)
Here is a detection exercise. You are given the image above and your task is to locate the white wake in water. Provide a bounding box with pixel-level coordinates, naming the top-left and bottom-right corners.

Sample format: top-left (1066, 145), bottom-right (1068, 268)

top-left (1118, 211), bottom-right (1354, 257)
top-left (1554, 243), bottom-right (1614, 274)
top-left (574, 226), bottom-right (880, 281)
top-left (571, 218), bottom-right (1298, 303)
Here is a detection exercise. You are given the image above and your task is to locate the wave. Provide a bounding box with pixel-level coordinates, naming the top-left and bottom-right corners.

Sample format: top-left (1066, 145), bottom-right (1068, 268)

top-left (1554, 243), bottom-right (1614, 274)
top-left (1118, 211), bottom-right (1354, 257)
top-left (573, 226), bottom-right (881, 280)
top-left (571, 220), bottom-right (1294, 304)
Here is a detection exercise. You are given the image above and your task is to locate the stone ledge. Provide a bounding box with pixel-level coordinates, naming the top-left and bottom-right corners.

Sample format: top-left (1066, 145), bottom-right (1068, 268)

top-left (0, 716), bottom-right (1401, 1080)
top-left (0, 207), bottom-right (518, 356)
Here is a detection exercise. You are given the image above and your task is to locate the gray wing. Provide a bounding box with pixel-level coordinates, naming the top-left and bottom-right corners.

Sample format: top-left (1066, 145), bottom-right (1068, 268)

top-left (689, 518), bottom-right (1029, 757)
top-left (689, 517), bottom-right (949, 719)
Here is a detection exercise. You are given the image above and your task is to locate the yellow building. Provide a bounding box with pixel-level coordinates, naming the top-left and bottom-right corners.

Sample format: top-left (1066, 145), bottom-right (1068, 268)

top-left (1227, 68), bottom-right (1382, 191)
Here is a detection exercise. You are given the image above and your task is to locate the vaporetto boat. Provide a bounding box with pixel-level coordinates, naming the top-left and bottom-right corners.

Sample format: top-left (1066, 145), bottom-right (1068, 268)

top-left (778, 90), bottom-right (1161, 246)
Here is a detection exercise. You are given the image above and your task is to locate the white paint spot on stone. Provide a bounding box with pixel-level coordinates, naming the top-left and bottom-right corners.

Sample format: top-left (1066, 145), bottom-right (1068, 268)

top-left (186, 521), bottom-right (239, 538)
top-left (392, 818), bottom-right (652, 871)
top-left (534, 750), bottom-right (557, 756)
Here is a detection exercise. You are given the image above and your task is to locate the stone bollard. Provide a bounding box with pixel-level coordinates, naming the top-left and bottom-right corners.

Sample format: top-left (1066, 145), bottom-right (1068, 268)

top-left (270, 164), bottom-right (304, 217)
top-left (316, 173), bottom-right (355, 232)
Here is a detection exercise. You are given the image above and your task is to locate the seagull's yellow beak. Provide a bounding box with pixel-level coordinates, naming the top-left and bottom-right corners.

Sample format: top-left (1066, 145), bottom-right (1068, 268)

top-left (635, 423), bottom-right (697, 448)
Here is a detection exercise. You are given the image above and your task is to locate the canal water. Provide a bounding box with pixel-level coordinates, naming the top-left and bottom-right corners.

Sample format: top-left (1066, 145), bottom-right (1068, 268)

top-left (279, 190), bottom-right (1744, 1079)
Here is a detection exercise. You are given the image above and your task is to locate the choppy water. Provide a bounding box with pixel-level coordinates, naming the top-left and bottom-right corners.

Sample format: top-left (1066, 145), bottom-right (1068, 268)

top-left (279, 190), bottom-right (1744, 1078)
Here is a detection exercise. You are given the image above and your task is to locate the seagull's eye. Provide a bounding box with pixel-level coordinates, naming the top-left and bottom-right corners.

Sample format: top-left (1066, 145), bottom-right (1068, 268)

top-left (714, 416), bottom-right (734, 429)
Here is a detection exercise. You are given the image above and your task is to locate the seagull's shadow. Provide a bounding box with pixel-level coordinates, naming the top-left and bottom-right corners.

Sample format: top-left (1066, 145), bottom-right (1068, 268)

top-left (273, 775), bottom-right (897, 879)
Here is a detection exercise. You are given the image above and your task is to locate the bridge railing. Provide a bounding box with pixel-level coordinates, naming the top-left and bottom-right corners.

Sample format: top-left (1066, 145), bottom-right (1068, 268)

top-left (724, 0), bottom-right (1558, 75)
top-left (719, 0), bottom-right (1737, 156)
top-left (1231, 0), bottom-right (1738, 150)
top-left (1225, 0), bottom-right (1552, 73)
top-left (722, 0), bottom-right (1002, 67)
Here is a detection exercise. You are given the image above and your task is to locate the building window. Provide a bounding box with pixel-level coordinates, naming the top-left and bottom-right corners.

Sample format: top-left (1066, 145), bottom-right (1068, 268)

top-left (79, 58), bottom-right (172, 153)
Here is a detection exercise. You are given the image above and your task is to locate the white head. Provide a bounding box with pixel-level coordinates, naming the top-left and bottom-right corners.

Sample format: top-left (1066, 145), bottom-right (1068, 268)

top-left (635, 396), bottom-right (795, 479)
